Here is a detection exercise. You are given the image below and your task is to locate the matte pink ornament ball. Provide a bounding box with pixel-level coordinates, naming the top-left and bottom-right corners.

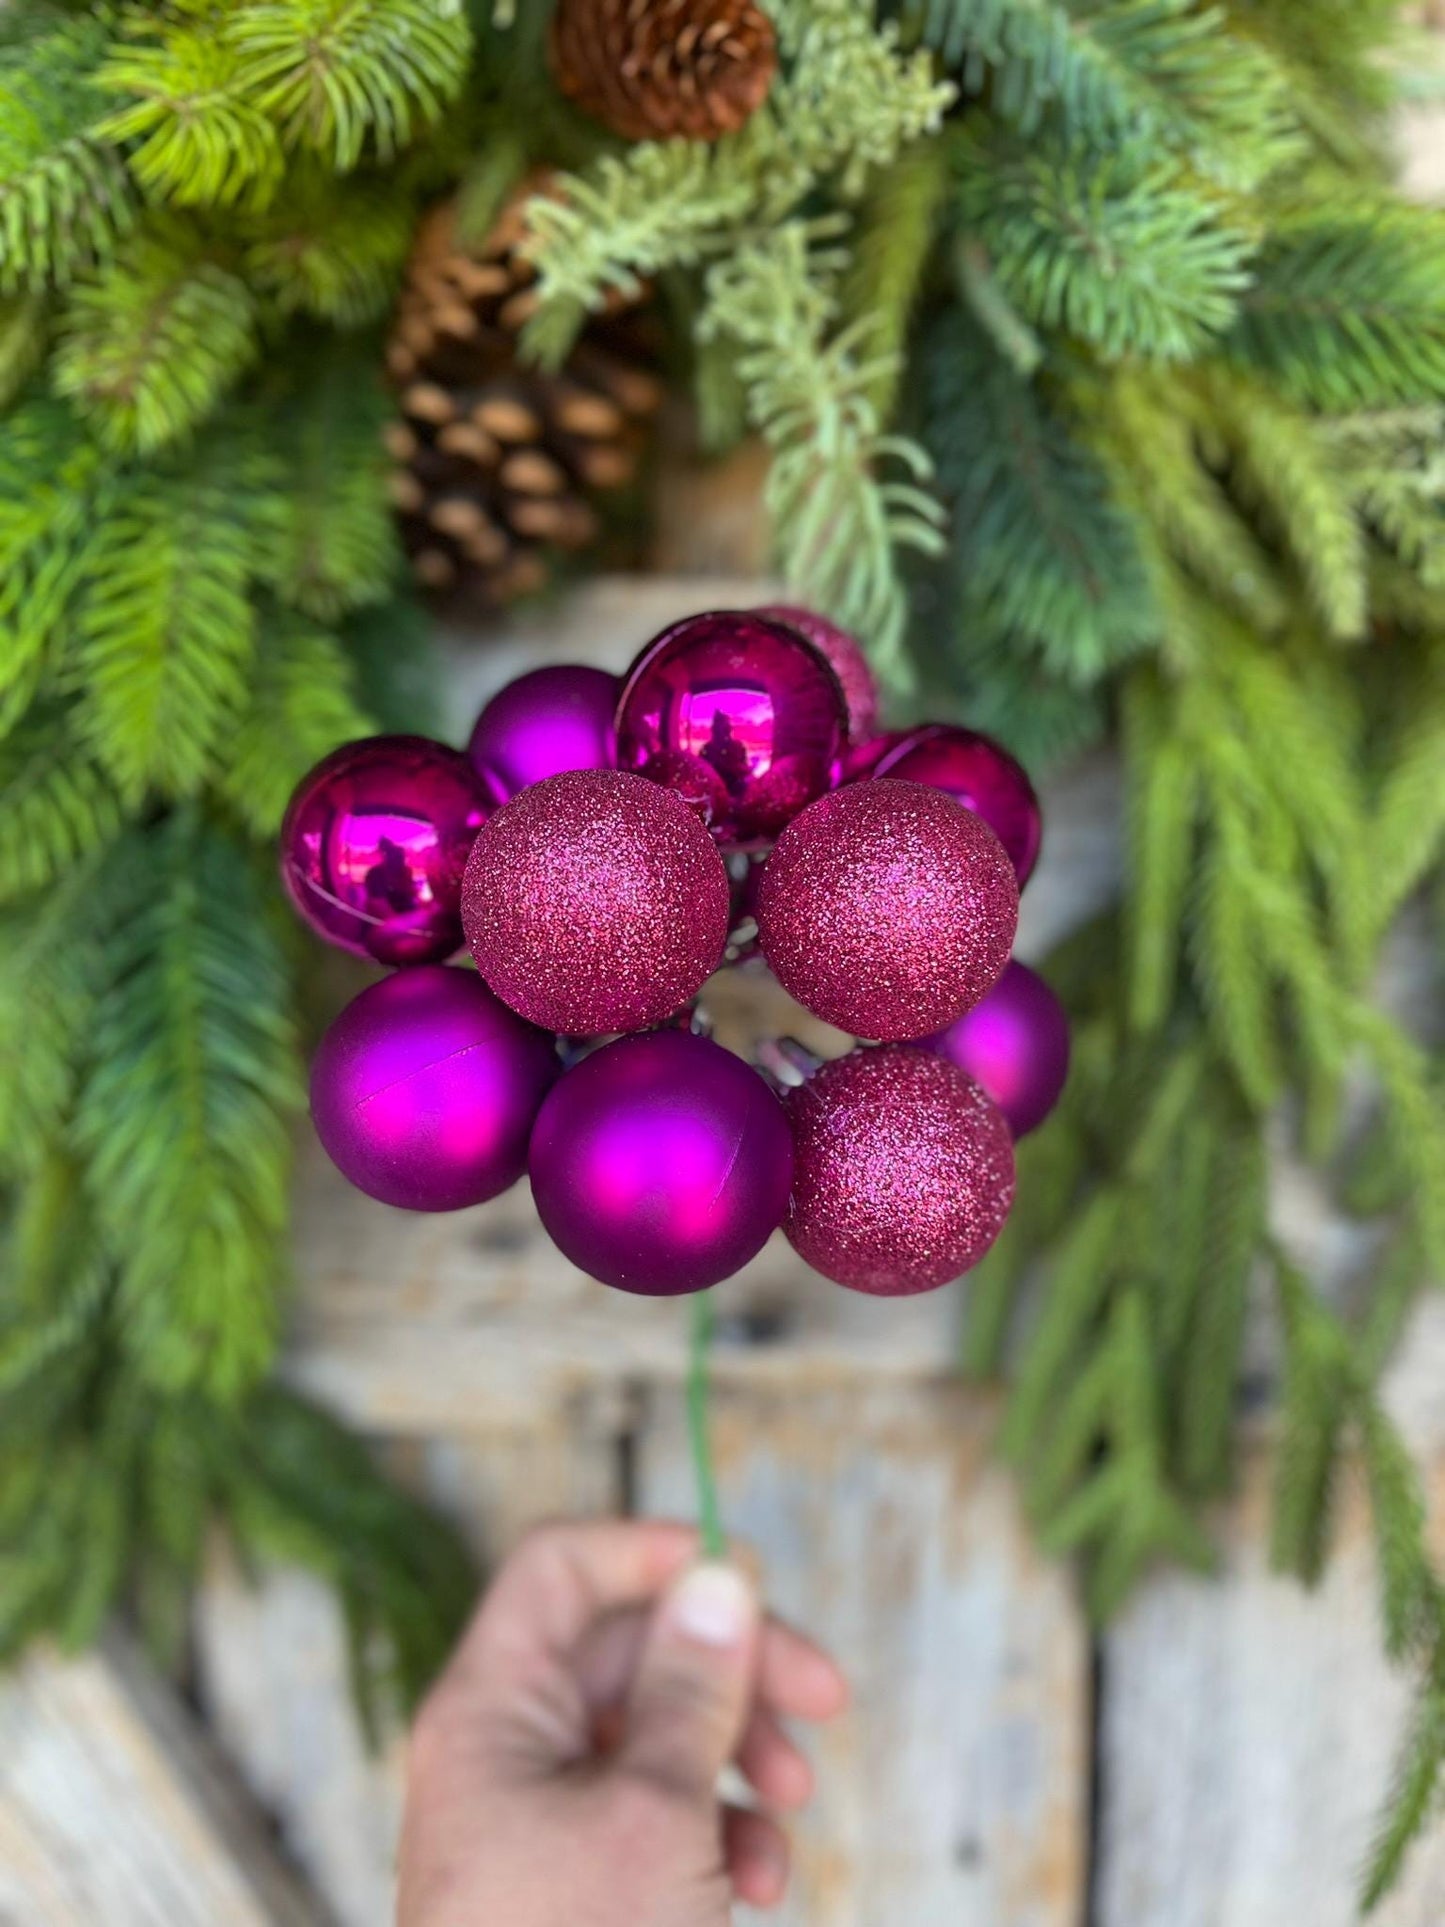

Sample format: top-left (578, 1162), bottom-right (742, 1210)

top-left (462, 768), bottom-right (729, 1036)
top-left (281, 735), bottom-right (489, 965)
top-left (311, 966), bottom-right (559, 1212)
top-left (759, 604), bottom-right (879, 743)
top-left (466, 663), bottom-right (619, 807)
top-left (872, 724), bottom-right (1042, 886)
top-left (919, 959), bottom-right (1071, 1138)
top-left (756, 779), bottom-right (1019, 1041)
top-left (785, 1045), bottom-right (1016, 1295)
top-left (529, 1028), bottom-right (794, 1295)
top-left (614, 610), bottom-right (847, 848)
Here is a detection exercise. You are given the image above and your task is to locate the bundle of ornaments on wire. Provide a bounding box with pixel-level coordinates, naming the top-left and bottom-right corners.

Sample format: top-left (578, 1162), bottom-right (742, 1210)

top-left (281, 609), bottom-right (1070, 1300)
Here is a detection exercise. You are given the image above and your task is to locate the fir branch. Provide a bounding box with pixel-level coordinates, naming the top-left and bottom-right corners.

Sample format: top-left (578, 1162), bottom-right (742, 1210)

top-left (841, 138), bottom-right (950, 414)
top-left (0, 872), bottom-right (103, 1177)
top-left (1122, 667), bottom-right (1197, 1032)
top-left (0, 710), bottom-right (124, 905)
top-left (952, 127), bottom-right (1256, 363)
top-left (226, 0), bottom-right (473, 171)
top-left (97, 16), bottom-right (284, 211)
top-left (55, 225), bottom-right (259, 452)
top-left (1176, 1126), bottom-right (1266, 1496)
top-left (222, 619), bottom-right (372, 834)
top-left (1364, 1679), bottom-right (1445, 1912)
top-left (243, 171), bottom-right (412, 325)
top-left (0, 15), bottom-right (135, 292)
top-left (914, 0), bottom-right (1301, 190)
top-left (0, 292), bottom-right (46, 407)
top-left (1370, 656), bottom-right (1445, 936)
top-left (75, 817), bottom-right (301, 1398)
top-left (703, 224), bottom-right (945, 679)
top-left (1229, 205), bottom-right (1445, 411)
top-left (66, 433), bottom-right (274, 799)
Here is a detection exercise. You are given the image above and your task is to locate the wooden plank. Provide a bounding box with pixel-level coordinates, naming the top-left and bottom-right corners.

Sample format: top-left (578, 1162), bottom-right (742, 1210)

top-left (193, 1408), bottom-right (624, 1927)
top-left (1095, 1435), bottom-right (1445, 1927)
top-left (0, 1639), bottom-right (323, 1927)
top-left (636, 1382), bottom-right (1090, 1927)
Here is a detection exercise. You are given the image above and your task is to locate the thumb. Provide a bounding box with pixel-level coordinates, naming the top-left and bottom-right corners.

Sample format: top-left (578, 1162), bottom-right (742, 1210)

top-left (622, 1561), bottom-right (759, 1801)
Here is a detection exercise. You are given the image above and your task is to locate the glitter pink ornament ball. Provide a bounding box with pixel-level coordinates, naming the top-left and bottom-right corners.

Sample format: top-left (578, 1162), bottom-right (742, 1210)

top-left (756, 779), bottom-right (1019, 1040)
top-left (919, 959), bottom-right (1071, 1138)
top-left (529, 1028), bottom-right (794, 1295)
top-left (462, 768), bottom-right (729, 1036)
top-left (871, 724), bottom-right (1042, 887)
top-left (466, 664), bottom-right (619, 807)
top-left (758, 603), bottom-right (879, 743)
top-left (614, 610), bottom-right (847, 848)
top-left (785, 1045), bottom-right (1016, 1295)
top-left (311, 966), bottom-right (559, 1212)
top-left (281, 735), bottom-right (488, 965)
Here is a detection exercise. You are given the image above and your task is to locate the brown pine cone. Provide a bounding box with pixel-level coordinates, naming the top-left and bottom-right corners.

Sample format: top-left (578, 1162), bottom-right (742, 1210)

top-left (385, 190), bottom-right (663, 604)
top-left (550, 0), bottom-right (778, 144)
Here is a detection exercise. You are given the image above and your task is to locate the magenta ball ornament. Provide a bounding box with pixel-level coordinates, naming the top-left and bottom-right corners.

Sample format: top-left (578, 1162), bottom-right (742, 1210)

top-left (871, 725), bottom-right (1042, 887)
top-left (466, 664), bottom-right (619, 807)
top-left (614, 610), bottom-right (847, 848)
top-left (918, 960), bottom-right (1071, 1138)
top-left (461, 768), bottom-right (730, 1036)
top-left (529, 1028), bottom-right (794, 1295)
top-left (756, 779), bottom-right (1019, 1041)
top-left (281, 735), bottom-right (488, 965)
top-left (310, 967), bottom-right (559, 1212)
top-left (785, 1046), bottom-right (1015, 1295)
top-left (839, 728), bottom-right (915, 783)
top-left (758, 603), bottom-right (879, 743)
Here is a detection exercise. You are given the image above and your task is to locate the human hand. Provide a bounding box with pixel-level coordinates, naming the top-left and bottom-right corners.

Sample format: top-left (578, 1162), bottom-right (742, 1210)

top-left (397, 1519), bottom-right (847, 1927)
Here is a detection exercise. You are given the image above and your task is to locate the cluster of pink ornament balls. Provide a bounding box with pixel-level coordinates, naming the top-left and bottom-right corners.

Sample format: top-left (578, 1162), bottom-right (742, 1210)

top-left (280, 608), bottom-right (1071, 1299)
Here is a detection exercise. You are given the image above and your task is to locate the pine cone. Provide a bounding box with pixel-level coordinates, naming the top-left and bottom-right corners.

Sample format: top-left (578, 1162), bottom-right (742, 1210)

top-left (550, 0), bottom-right (777, 143)
top-left (385, 191), bottom-right (663, 603)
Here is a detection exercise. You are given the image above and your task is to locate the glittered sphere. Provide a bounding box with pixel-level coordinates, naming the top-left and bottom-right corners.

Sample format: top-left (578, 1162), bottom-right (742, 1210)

top-left (614, 610), bottom-right (847, 848)
top-left (529, 1028), bottom-right (794, 1295)
top-left (785, 1045), bottom-right (1016, 1295)
top-left (919, 959), bottom-right (1071, 1139)
top-left (756, 779), bottom-right (1019, 1040)
top-left (311, 966), bottom-right (559, 1212)
top-left (466, 663), bottom-right (620, 807)
top-left (871, 725), bottom-right (1042, 887)
top-left (758, 603), bottom-right (879, 743)
top-left (281, 735), bottom-right (488, 965)
top-left (461, 768), bottom-right (730, 1036)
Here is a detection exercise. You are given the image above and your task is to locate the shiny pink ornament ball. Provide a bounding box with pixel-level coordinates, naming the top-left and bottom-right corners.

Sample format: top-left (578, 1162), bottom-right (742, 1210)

top-left (759, 604), bottom-right (879, 743)
top-left (785, 1045), bottom-right (1016, 1295)
top-left (281, 735), bottom-right (488, 965)
top-left (919, 959), bottom-right (1071, 1138)
top-left (462, 768), bottom-right (729, 1036)
top-left (756, 779), bottom-right (1019, 1040)
top-left (310, 966), bottom-right (559, 1212)
top-left (529, 1028), bottom-right (793, 1295)
top-left (614, 610), bottom-right (847, 848)
top-left (871, 725), bottom-right (1042, 887)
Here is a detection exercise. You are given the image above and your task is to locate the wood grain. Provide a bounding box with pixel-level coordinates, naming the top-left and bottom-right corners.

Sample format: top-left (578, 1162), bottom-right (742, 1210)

top-left (0, 1639), bottom-right (323, 1926)
top-left (637, 1383), bottom-right (1090, 1927)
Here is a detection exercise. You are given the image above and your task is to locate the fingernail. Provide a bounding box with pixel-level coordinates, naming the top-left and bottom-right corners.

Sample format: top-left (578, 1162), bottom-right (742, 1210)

top-left (668, 1563), bottom-right (755, 1648)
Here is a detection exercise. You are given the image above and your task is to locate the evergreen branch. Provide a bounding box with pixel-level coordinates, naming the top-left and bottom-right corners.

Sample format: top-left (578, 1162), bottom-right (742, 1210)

top-left (952, 127), bottom-right (1256, 362)
top-left (0, 710), bottom-right (124, 905)
top-left (0, 292), bottom-right (46, 407)
top-left (243, 171), bottom-right (412, 324)
top-left (67, 434), bottom-right (273, 799)
top-left (226, 0), bottom-right (473, 170)
top-left (913, 0), bottom-right (1301, 189)
top-left (1229, 205), bottom-right (1445, 411)
top-left (703, 225), bottom-right (944, 679)
top-left (98, 17), bottom-right (284, 211)
top-left (1176, 1125), bottom-right (1265, 1496)
top-left (0, 15), bottom-right (135, 291)
top-left (0, 872), bottom-right (103, 1176)
top-left (1364, 1680), bottom-right (1445, 1912)
top-left (55, 225), bottom-right (259, 451)
top-left (842, 138), bottom-right (950, 414)
top-left (75, 817), bottom-right (301, 1398)
top-left (1122, 667), bottom-right (1197, 1032)
top-left (1370, 658), bottom-right (1445, 935)
top-left (222, 619), bottom-right (372, 835)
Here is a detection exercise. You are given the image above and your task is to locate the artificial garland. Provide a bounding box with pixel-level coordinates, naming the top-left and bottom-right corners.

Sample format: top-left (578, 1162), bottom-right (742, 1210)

top-left (0, 0), bottom-right (1442, 1908)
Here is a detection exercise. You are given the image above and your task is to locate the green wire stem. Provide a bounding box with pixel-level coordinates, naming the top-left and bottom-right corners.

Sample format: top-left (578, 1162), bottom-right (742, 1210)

top-left (686, 1288), bottom-right (726, 1559)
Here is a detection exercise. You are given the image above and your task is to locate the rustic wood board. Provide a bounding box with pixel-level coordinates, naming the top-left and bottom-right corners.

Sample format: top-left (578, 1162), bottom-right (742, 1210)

top-left (0, 1640), bottom-right (322, 1927)
top-left (193, 1409), bottom-right (624, 1927)
top-left (636, 1383), bottom-right (1090, 1927)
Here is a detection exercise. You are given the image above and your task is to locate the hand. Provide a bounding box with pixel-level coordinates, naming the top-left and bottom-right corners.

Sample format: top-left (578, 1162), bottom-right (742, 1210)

top-left (397, 1519), bottom-right (848, 1927)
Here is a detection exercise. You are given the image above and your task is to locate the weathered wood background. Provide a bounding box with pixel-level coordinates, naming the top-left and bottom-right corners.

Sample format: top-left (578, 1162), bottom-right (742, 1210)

top-left (2, 574), bottom-right (1437, 1927)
